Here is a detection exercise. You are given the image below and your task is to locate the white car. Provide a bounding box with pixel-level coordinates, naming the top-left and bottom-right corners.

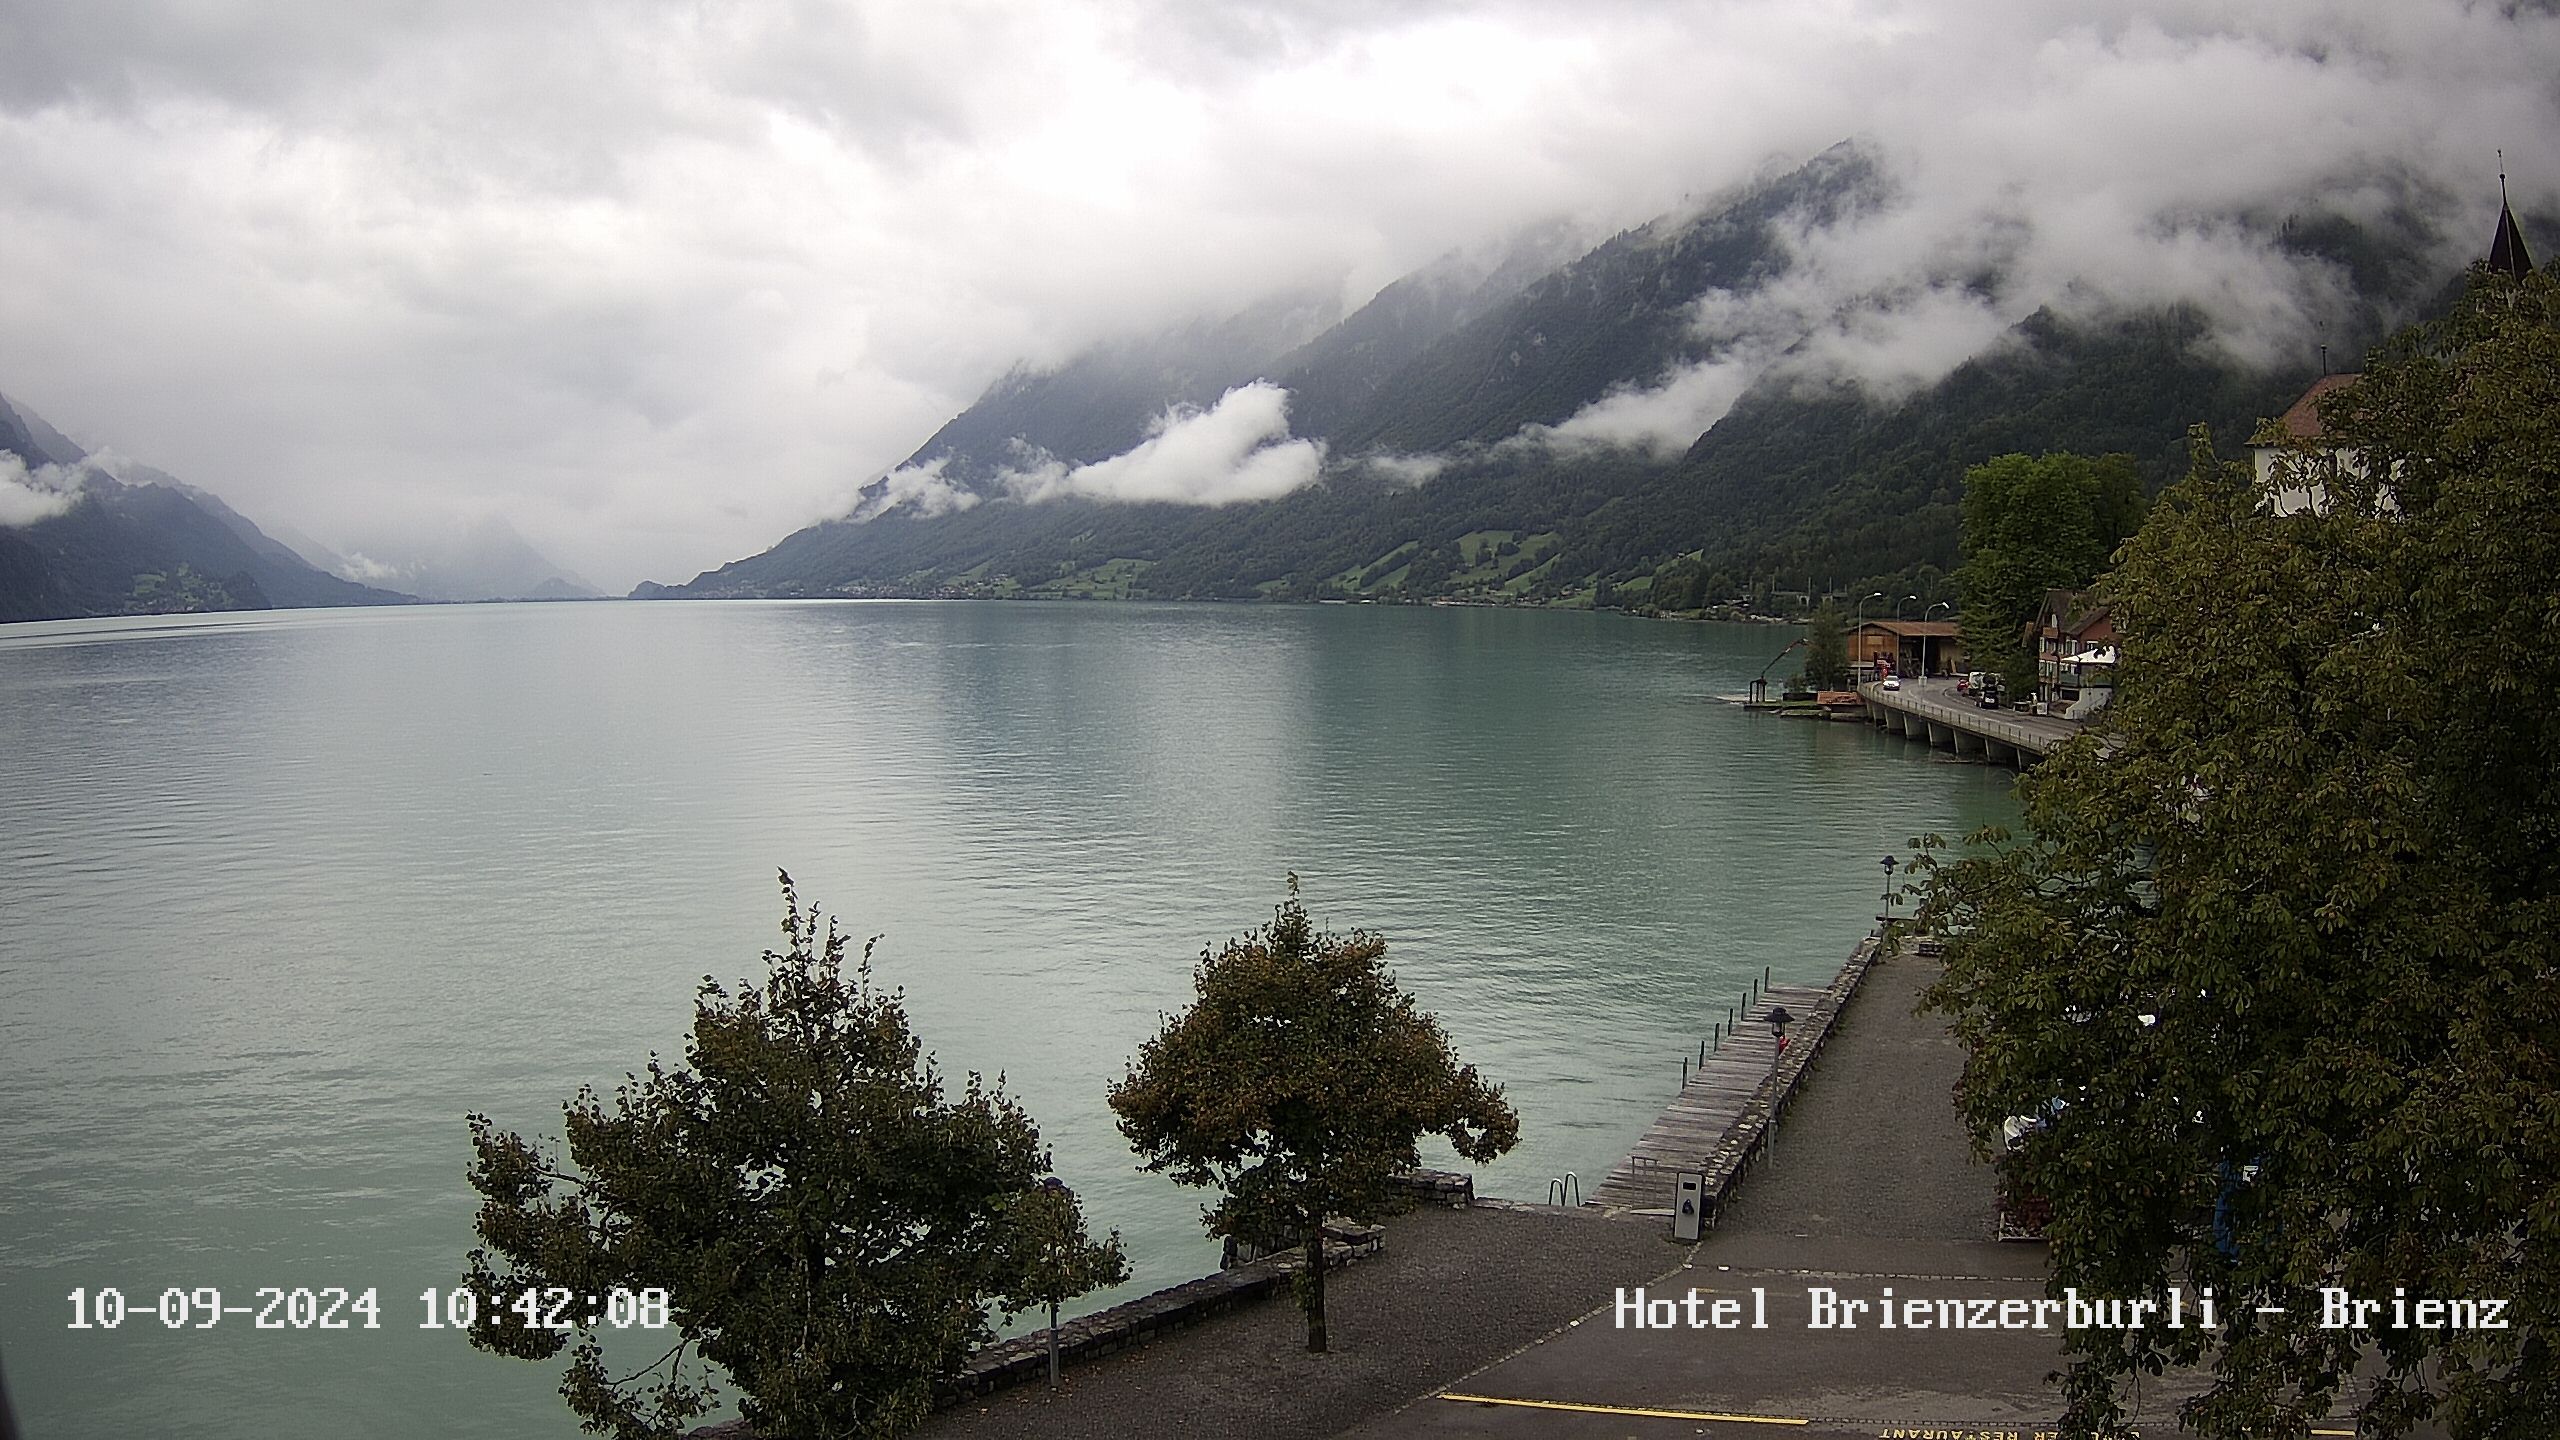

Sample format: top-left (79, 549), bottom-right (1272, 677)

top-left (1880, 676), bottom-right (1902, 691)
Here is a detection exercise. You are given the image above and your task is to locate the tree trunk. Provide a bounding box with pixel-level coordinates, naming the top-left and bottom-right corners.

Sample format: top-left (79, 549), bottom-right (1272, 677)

top-left (1047, 1298), bottom-right (1061, 1388)
top-left (1303, 1221), bottom-right (1328, 1353)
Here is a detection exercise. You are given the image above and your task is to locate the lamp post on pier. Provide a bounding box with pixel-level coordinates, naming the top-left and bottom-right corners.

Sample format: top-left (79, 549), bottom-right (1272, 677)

top-left (1855, 591), bottom-right (1885, 682)
top-left (1923, 601), bottom-right (1952, 674)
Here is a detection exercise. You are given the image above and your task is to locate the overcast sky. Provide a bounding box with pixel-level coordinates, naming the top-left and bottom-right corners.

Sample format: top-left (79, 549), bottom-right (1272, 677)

top-left (2, 1), bottom-right (2553, 590)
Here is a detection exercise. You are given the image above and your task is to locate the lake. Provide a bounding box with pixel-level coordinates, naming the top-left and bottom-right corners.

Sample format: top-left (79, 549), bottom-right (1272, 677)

top-left (0, 599), bottom-right (2018, 1436)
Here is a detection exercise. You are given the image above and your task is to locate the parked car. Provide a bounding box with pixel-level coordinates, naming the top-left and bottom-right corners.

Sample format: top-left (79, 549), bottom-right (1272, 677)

top-left (1880, 676), bottom-right (1902, 691)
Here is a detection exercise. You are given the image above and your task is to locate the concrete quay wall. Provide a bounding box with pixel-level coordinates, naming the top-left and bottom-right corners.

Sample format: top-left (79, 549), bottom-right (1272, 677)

top-left (1859, 680), bottom-right (2081, 768)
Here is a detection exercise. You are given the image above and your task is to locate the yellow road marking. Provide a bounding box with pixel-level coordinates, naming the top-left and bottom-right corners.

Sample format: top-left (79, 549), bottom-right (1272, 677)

top-left (1439, 1392), bottom-right (1810, 1426)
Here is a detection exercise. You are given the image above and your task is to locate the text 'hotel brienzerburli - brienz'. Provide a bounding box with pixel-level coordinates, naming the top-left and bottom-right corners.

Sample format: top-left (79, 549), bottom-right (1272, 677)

top-left (1612, 1286), bottom-right (2511, 1333)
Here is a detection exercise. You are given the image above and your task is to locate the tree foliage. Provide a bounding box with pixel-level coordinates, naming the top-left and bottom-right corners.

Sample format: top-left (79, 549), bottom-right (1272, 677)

top-left (1952, 450), bottom-right (2146, 694)
top-left (1002, 1179), bottom-right (1129, 1388)
top-left (465, 873), bottom-right (1100, 1440)
top-left (1804, 600), bottom-right (1850, 688)
top-left (1108, 878), bottom-right (1519, 1352)
top-left (1912, 265), bottom-right (2560, 1440)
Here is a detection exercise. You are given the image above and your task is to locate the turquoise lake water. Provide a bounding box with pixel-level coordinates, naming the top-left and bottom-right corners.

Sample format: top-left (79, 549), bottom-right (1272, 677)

top-left (0, 599), bottom-right (2019, 1436)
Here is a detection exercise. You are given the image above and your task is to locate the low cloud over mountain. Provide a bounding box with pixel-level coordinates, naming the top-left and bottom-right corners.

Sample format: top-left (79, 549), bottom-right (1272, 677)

top-left (2, 2), bottom-right (2550, 590)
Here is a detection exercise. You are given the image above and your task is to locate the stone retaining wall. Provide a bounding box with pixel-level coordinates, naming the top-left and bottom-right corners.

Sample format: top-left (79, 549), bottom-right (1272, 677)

top-left (1386, 1168), bottom-right (1475, 1207)
top-left (939, 1223), bottom-right (1381, 1403)
top-left (684, 1217), bottom-right (1394, 1438)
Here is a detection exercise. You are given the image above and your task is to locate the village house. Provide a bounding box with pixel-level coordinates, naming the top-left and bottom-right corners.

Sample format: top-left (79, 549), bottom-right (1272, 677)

top-left (2249, 371), bottom-right (2364, 516)
top-left (2028, 588), bottom-right (2116, 716)
top-left (1847, 619), bottom-right (1964, 681)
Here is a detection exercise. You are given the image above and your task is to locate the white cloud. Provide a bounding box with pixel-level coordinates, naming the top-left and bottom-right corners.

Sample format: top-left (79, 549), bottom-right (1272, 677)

top-left (1534, 352), bottom-right (1773, 460)
top-left (0, 453), bottom-right (79, 527)
top-left (1358, 451), bottom-right (1448, 486)
top-left (847, 456), bottom-right (983, 522)
top-left (1002, 382), bottom-right (1325, 506)
top-left (333, 551), bottom-right (405, 584)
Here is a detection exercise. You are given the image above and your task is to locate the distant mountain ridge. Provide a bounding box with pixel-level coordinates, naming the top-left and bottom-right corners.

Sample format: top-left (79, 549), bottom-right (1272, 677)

top-left (0, 392), bottom-right (414, 623)
top-left (660, 139), bottom-right (2462, 607)
top-left (333, 515), bottom-right (601, 603)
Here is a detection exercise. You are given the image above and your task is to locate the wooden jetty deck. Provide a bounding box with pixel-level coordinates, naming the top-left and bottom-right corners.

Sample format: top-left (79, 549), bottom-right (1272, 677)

top-left (1588, 937), bottom-right (1883, 1215)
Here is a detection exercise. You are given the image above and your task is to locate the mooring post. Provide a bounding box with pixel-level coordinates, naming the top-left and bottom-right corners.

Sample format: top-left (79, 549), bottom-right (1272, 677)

top-left (1698, 1038), bottom-right (1707, 1067)
top-left (1713, 1020), bottom-right (1722, 1051)
top-left (1682, 1056), bottom-right (1690, 1085)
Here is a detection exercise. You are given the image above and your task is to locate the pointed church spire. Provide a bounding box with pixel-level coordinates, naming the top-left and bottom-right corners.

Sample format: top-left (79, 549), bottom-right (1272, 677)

top-left (2490, 151), bottom-right (2534, 278)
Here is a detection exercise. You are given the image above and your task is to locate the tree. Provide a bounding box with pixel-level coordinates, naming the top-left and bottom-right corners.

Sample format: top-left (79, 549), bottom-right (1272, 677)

top-left (1911, 265), bottom-right (2560, 1440)
top-left (1803, 600), bottom-right (1849, 688)
top-left (1108, 879), bottom-right (1519, 1352)
top-left (1002, 1180), bottom-right (1129, 1389)
top-left (464, 873), bottom-right (1106, 1440)
top-left (1952, 451), bottom-right (2146, 695)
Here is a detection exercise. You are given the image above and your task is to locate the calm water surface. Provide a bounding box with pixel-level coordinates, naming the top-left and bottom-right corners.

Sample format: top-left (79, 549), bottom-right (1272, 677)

top-left (0, 600), bottom-right (2017, 1436)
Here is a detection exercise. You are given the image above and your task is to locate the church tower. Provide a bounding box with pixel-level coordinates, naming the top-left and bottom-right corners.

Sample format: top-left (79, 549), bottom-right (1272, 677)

top-left (2489, 160), bottom-right (2535, 277)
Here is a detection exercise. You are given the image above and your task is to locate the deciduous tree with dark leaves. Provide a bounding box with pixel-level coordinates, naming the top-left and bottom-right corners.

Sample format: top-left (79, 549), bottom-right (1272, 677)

top-left (463, 872), bottom-right (1104, 1440)
top-left (1913, 263), bottom-right (2559, 1440)
top-left (1110, 878), bottom-right (1518, 1353)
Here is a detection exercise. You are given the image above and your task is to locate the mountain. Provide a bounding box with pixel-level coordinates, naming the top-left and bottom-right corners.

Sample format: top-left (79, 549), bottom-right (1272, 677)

top-left (0, 392), bottom-right (414, 623)
top-left (652, 143), bottom-right (2463, 607)
top-left (888, 285), bottom-right (1345, 491)
top-left (334, 516), bottom-right (599, 602)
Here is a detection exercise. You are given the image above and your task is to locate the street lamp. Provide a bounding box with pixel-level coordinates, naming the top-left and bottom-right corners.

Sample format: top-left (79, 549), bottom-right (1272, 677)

top-left (1855, 591), bottom-right (1885, 681)
top-left (1923, 602), bottom-right (1952, 676)
top-left (1880, 855), bottom-right (1900, 929)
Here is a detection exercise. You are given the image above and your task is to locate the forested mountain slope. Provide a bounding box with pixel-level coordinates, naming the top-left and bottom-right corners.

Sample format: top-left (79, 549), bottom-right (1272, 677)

top-left (0, 392), bottom-right (412, 622)
top-left (655, 144), bottom-right (2461, 608)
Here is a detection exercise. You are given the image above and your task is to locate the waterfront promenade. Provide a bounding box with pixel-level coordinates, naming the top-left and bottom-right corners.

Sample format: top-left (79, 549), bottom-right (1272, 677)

top-left (1353, 949), bottom-right (2071, 1439)
top-left (918, 942), bottom-right (2403, 1440)
top-left (912, 944), bottom-right (2068, 1439)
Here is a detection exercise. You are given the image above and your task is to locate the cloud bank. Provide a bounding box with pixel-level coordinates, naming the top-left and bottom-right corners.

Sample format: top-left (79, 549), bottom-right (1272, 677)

top-left (0, 1), bottom-right (2552, 583)
top-left (1001, 382), bottom-right (1324, 506)
top-left (848, 456), bottom-right (984, 523)
top-left (0, 454), bottom-right (80, 527)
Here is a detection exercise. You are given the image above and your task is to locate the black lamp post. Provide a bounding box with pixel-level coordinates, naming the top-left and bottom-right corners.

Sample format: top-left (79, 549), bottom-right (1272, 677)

top-left (1880, 854), bottom-right (1899, 925)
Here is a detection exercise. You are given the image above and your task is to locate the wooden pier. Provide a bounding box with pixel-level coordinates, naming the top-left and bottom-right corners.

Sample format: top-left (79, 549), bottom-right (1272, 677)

top-left (1588, 936), bottom-right (1884, 1217)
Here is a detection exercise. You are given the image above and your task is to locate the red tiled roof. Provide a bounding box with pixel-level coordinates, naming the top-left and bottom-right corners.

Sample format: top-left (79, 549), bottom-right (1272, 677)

top-left (2274, 373), bottom-right (2360, 443)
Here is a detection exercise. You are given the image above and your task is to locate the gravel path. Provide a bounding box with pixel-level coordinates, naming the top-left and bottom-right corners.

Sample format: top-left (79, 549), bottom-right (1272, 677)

top-left (915, 1205), bottom-right (1682, 1440)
